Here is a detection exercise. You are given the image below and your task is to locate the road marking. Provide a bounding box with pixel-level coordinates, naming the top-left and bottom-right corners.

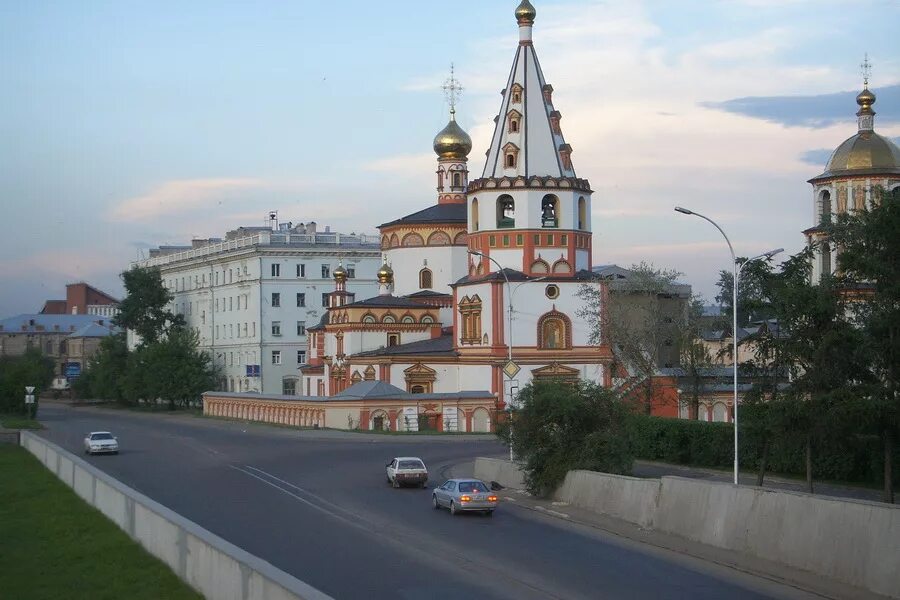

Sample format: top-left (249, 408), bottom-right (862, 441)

top-left (534, 506), bottom-right (570, 519)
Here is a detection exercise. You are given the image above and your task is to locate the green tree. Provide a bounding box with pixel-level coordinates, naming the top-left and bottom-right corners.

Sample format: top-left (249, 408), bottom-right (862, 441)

top-left (715, 259), bottom-right (775, 328)
top-left (115, 266), bottom-right (183, 346)
top-left (139, 328), bottom-right (217, 410)
top-left (73, 334), bottom-right (129, 402)
top-left (0, 348), bottom-right (54, 415)
top-left (828, 186), bottom-right (900, 503)
top-left (509, 380), bottom-right (633, 496)
top-left (677, 295), bottom-right (714, 420)
top-left (763, 248), bottom-right (870, 493)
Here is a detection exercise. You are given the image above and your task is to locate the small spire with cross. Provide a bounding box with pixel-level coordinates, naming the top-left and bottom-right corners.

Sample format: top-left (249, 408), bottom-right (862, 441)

top-left (442, 63), bottom-right (463, 118)
top-left (860, 53), bottom-right (872, 88)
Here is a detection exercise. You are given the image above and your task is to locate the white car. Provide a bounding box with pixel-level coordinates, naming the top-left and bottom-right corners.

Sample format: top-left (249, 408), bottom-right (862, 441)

top-left (84, 431), bottom-right (119, 455)
top-left (386, 457), bottom-right (428, 488)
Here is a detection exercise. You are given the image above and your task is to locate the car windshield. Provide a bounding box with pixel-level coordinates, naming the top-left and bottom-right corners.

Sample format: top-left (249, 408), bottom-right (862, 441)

top-left (458, 481), bottom-right (488, 493)
top-left (91, 433), bottom-right (114, 440)
top-left (398, 460), bottom-right (425, 470)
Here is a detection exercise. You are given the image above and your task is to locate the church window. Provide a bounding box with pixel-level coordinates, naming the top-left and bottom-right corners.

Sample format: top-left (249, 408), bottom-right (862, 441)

top-left (552, 259), bottom-right (571, 274)
top-left (489, 235), bottom-right (496, 247)
top-left (560, 234), bottom-right (568, 245)
top-left (497, 195), bottom-right (515, 228)
top-left (821, 242), bottom-right (832, 279)
top-left (546, 234), bottom-right (554, 245)
top-left (401, 315), bottom-right (415, 324)
top-left (471, 198), bottom-right (479, 231)
top-left (511, 84), bottom-right (523, 104)
top-left (541, 195), bottom-right (559, 227)
top-left (387, 333), bottom-right (401, 347)
top-left (410, 385), bottom-right (425, 394)
top-left (516, 234), bottom-right (524, 246)
top-left (506, 154), bottom-right (516, 168)
top-left (538, 311), bottom-right (572, 350)
top-left (545, 285), bottom-right (560, 299)
top-left (419, 268), bottom-right (433, 289)
top-left (421, 315), bottom-right (435, 324)
top-left (362, 313), bottom-right (376, 324)
top-left (533, 234), bottom-right (540, 244)
top-left (427, 231), bottom-right (451, 245)
top-left (503, 235), bottom-right (510, 247)
top-left (458, 295), bottom-right (483, 345)
top-left (819, 190), bottom-right (832, 225)
top-left (383, 314), bottom-right (396, 324)
top-left (402, 232), bottom-right (425, 246)
top-left (531, 259), bottom-right (549, 274)
top-left (452, 172), bottom-right (462, 187)
top-left (507, 110), bottom-right (522, 134)
top-left (578, 197), bottom-right (587, 230)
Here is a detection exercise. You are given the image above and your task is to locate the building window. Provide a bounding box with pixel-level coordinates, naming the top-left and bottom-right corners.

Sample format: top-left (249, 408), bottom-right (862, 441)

top-left (578, 196), bottom-right (587, 230)
top-left (503, 142), bottom-right (519, 169)
top-left (272, 350), bottom-right (282, 365)
top-left (383, 314), bottom-right (396, 324)
top-left (321, 293), bottom-right (329, 307)
top-left (471, 198), bottom-right (479, 231)
top-left (489, 235), bottom-right (496, 247)
top-left (421, 315), bottom-right (435, 324)
top-left (458, 295), bottom-right (483, 345)
top-left (282, 378), bottom-right (296, 395)
top-left (541, 195), bottom-right (559, 227)
top-left (538, 310), bottom-right (572, 350)
top-left (297, 264), bottom-right (306, 277)
top-left (346, 267), bottom-right (355, 278)
top-left (452, 172), bottom-right (462, 187)
top-left (505, 154), bottom-right (515, 168)
top-left (321, 264), bottom-right (330, 278)
top-left (516, 234), bottom-right (524, 246)
top-left (545, 284), bottom-right (560, 299)
top-left (401, 315), bottom-right (415, 324)
top-left (297, 321), bottom-right (306, 335)
top-left (507, 110), bottom-right (522, 133)
top-left (271, 293), bottom-right (280, 307)
top-left (387, 333), bottom-right (401, 347)
top-left (819, 190), bottom-right (832, 224)
top-left (272, 321), bottom-right (281, 336)
top-left (419, 268), bottom-right (433, 289)
top-left (271, 263), bottom-right (280, 277)
top-left (511, 83), bottom-right (522, 104)
top-left (297, 350), bottom-right (307, 364)
top-left (503, 235), bottom-right (510, 247)
top-left (362, 314), bottom-right (376, 324)
top-left (297, 293), bottom-right (306, 307)
top-left (497, 195), bottom-right (515, 228)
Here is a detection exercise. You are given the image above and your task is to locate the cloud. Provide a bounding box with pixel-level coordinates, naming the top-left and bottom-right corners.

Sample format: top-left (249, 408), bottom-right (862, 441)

top-left (706, 84), bottom-right (900, 128)
top-left (109, 178), bottom-right (270, 222)
top-left (0, 249), bottom-right (123, 280)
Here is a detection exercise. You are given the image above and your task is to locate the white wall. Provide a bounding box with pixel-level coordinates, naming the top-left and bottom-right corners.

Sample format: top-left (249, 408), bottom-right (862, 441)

top-left (384, 245), bottom-right (469, 296)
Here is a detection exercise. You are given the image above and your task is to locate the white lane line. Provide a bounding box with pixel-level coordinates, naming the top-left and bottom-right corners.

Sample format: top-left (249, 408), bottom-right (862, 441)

top-left (534, 506), bottom-right (570, 519)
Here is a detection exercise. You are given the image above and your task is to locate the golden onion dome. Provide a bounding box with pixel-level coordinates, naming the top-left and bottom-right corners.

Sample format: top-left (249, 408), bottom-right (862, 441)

top-left (333, 263), bottom-right (347, 282)
top-left (856, 87), bottom-right (876, 109)
top-left (823, 132), bottom-right (900, 175)
top-left (433, 115), bottom-right (472, 160)
top-left (377, 261), bottom-right (394, 284)
top-left (515, 0), bottom-right (537, 24)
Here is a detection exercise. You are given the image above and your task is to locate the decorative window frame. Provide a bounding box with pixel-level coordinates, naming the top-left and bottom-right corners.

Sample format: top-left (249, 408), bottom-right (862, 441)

top-left (537, 308), bottom-right (573, 350)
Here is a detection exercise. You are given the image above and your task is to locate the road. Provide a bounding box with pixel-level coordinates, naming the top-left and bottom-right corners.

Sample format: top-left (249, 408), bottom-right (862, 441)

top-left (36, 403), bottom-right (825, 600)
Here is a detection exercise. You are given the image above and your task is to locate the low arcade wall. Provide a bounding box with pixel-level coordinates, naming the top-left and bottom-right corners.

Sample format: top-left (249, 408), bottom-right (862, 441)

top-left (474, 457), bottom-right (900, 598)
top-left (20, 432), bottom-right (332, 600)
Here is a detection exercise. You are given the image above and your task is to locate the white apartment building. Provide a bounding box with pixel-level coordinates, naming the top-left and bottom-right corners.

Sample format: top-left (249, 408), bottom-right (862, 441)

top-left (136, 222), bottom-right (381, 395)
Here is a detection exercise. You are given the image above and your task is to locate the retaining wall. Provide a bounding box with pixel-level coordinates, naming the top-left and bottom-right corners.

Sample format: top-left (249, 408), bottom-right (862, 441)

top-left (20, 432), bottom-right (332, 600)
top-left (474, 457), bottom-right (900, 598)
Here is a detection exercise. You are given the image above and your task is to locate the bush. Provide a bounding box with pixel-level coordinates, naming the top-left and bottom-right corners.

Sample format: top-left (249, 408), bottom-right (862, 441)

top-left (0, 349), bottom-right (54, 415)
top-left (628, 413), bottom-right (900, 485)
top-left (510, 380), bottom-right (633, 496)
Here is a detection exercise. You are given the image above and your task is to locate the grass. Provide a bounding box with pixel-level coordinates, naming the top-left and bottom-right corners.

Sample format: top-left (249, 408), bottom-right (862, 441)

top-left (0, 445), bottom-right (201, 600)
top-left (0, 414), bottom-right (43, 430)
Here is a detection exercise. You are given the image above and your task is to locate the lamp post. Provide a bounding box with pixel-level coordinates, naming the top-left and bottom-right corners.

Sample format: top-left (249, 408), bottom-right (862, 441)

top-left (469, 250), bottom-right (517, 461)
top-left (674, 206), bottom-right (782, 485)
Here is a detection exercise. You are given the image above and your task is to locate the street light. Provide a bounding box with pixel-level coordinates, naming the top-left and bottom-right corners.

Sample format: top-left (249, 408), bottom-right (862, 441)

top-left (468, 250), bottom-right (543, 462)
top-left (675, 206), bottom-right (782, 485)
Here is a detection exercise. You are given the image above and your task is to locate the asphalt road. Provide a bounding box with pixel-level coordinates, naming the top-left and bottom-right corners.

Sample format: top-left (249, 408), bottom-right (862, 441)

top-left (36, 404), bottom-right (825, 600)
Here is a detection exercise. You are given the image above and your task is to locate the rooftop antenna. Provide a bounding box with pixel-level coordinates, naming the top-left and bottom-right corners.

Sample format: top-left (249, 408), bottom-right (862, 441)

top-left (267, 210), bottom-right (278, 231)
top-left (442, 63), bottom-right (463, 118)
top-left (861, 53), bottom-right (872, 88)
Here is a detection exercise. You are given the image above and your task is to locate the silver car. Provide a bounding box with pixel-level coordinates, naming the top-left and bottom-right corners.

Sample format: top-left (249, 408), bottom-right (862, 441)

top-left (432, 479), bottom-right (498, 516)
top-left (84, 431), bottom-right (119, 455)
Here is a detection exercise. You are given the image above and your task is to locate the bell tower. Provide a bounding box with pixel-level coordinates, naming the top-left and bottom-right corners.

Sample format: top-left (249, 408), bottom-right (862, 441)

top-left (466, 0), bottom-right (593, 279)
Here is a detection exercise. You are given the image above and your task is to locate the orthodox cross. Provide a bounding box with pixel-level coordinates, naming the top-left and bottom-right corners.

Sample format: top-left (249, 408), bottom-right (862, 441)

top-left (442, 63), bottom-right (463, 116)
top-left (861, 53), bottom-right (872, 88)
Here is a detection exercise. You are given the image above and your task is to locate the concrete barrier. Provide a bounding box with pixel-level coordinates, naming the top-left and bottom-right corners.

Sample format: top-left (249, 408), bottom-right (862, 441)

top-left (554, 470), bottom-right (660, 528)
top-left (475, 457), bottom-right (900, 598)
top-left (474, 457), bottom-right (526, 490)
top-left (20, 432), bottom-right (332, 600)
top-left (654, 476), bottom-right (900, 599)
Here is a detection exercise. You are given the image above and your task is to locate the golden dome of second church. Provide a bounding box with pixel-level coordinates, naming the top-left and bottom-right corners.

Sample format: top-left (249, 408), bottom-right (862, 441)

top-left (433, 115), bottom-right (472, 160)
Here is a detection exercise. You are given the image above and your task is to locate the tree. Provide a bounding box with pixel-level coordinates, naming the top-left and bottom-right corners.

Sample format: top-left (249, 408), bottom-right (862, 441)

top-left (72, 334), bottom-right (129, 402)
top-left (0, 348), bottom-right (54, 415)
top-left (138, 328), bottom-right (218, 410)
top-left (828, 186), bottom-right (900, 503)
top-left (509, 380), bottom-right (633, 496)
top-left (578, 262), bottom-right (687, 414)
top-left (762, 248), bottom-right (870, 493)
top-left (678, 295), bottom-right (714, 420)
top-left (115, 266), bottom-right (183, 346)
top-left (715, 259), bottom-right (775, 328)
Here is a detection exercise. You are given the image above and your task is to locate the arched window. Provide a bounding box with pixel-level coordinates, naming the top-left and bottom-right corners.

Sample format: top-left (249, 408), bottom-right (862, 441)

top-left (510, 84), bottom-right (523, 104)
top-left (497, 195), bottom-right (515, 228)
top-left (426, 231), bottom-right (450, 245)
top-left (531, 259), bottom-right (549, 274)
top-left (578, 196), bottom-right (587, 230)
top-left (452, 172), bottom-right (462, 187)
top-left (821, 242), bottom-right (832, 279)
top-left (419, 268), bottom-right (433, 289)
top-left (382, 314), bottom-right (396, 324)
top-left (410, 385), bottom-right (425, 394)
top-left (541, 195), bottom-right (559, 228)
top-left (507, 110), bottom-right (521, 134)
top-left (537, 310), bottom-right (572, 350)
top-left (421, 315), bottom-right (435, 324)
top-left (401, 315), bottom-right (415, 324)
top-left (362, 313), bottom-right (376, 324)
top-left (552, 259), bottom-right (571, 274)
top-left (402, 232), bottom-right (424, 246)
top-left (506, 154), bottom-right (516, 168)
top-left (471, 198), bottom-right (479, 231)
top-left (819, 190), bottom-right (832, 224)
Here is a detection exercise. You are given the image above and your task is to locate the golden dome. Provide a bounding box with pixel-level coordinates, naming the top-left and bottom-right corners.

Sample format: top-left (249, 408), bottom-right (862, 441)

top-left (856, 87), bottom-right (876, 110)
top-left (333, 262), bottom-right (347, 282)
top-left (515, 0), bottom-right (536, 24)
top-left (823, 132), bottom-right (900, 176)
top-left (433, 116), bottom-right (472, 160)
top-left (377, 261), bottom-right (394, 284)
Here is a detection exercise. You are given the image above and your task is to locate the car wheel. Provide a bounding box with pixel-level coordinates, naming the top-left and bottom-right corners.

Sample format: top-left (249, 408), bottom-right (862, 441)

top-left (392, 477), bottom-right (399, 489)
top-left (484, 510), bottom-right (494, 517)
top-left (432, 495), bottom-right (440, 510)
top-left (420, 481), bottom-right (427, 489)
top-left (450, 501), bottom-right (458, 516)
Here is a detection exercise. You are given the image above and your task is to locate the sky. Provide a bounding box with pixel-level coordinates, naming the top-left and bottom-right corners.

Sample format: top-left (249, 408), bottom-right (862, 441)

top-left (1, 0), bottom-right (898, 315)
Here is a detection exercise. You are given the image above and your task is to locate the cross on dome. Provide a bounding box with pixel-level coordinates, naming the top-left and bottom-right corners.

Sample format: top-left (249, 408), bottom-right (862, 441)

top-left (860, 53), bottom-right (872, 88)
top-left (442, 63), bottom-right (463, 117)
